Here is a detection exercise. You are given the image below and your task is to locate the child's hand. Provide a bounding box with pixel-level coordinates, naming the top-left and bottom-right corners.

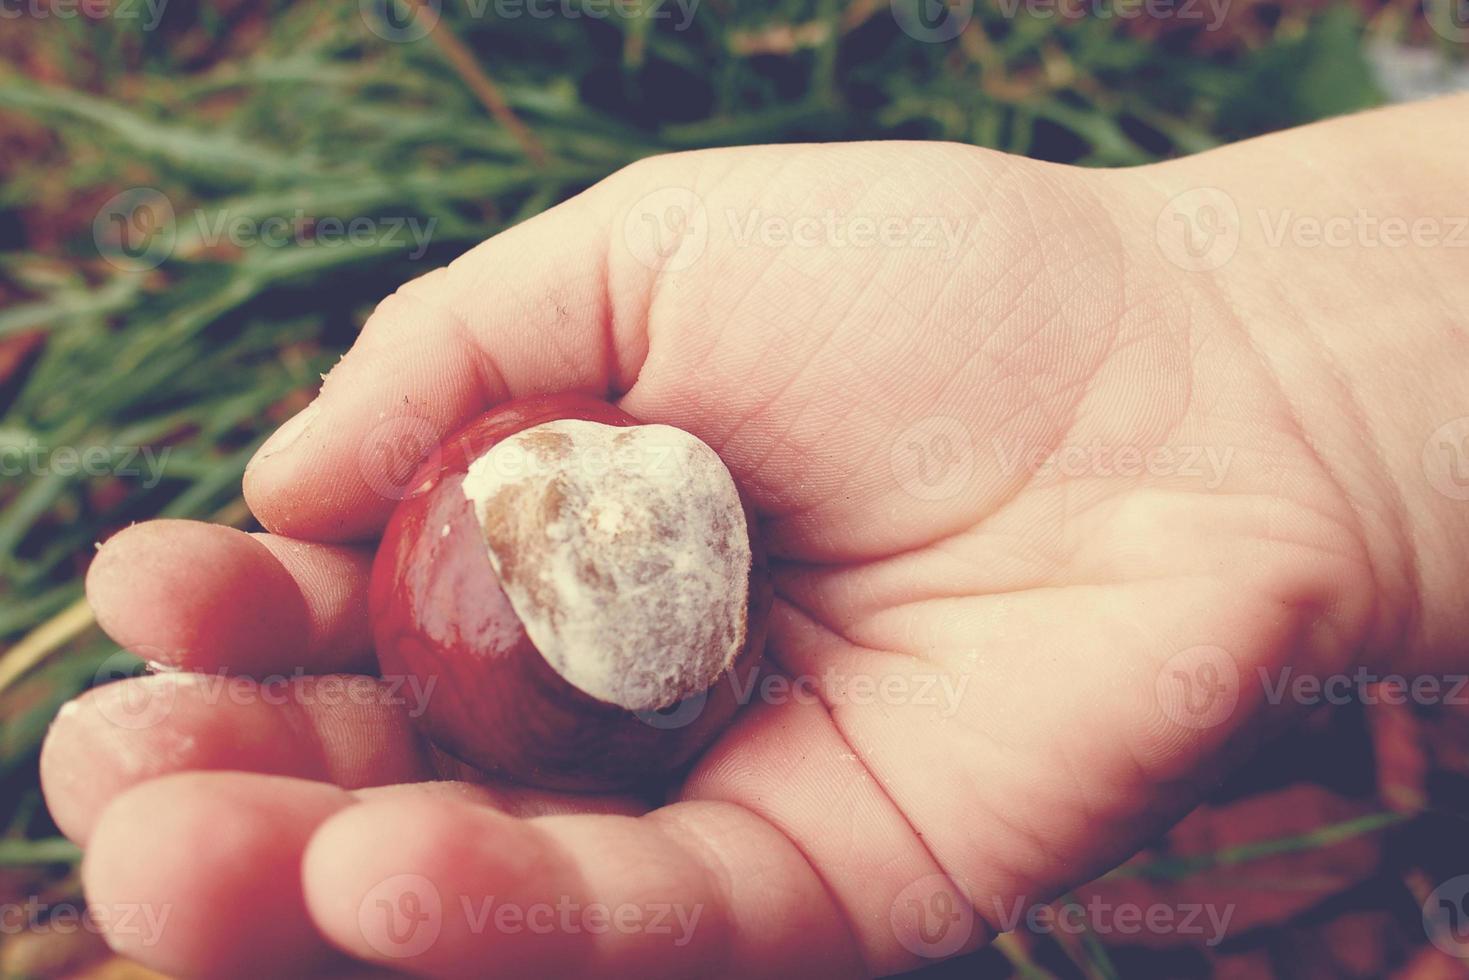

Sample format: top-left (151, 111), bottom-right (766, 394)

top-left (42, 98), bottom-right (1469, 978)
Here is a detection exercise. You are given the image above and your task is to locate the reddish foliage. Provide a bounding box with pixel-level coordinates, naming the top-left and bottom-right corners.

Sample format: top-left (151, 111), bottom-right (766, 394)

top-left (1082, 785), bottom-right (1384, 948)
top-left (1368, 693), bottom-right (1429, 813)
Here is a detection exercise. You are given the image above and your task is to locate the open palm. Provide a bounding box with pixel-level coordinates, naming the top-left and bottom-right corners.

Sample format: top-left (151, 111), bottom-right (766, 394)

top-left (43, 142), bottom-right (1384, 978)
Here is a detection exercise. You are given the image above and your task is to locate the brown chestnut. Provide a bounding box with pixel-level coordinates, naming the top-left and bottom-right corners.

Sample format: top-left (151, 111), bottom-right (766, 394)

top-left (369, 393), bottom-right (770, 791)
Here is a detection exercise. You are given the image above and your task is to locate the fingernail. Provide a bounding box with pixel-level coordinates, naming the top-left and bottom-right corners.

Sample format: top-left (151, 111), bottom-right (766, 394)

top-left (256, 400), bottom-right (320, 462)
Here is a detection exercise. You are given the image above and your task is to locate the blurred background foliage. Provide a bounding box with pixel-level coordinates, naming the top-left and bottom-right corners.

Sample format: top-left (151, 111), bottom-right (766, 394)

top-left (0, 0), bottom-right (1466, 976)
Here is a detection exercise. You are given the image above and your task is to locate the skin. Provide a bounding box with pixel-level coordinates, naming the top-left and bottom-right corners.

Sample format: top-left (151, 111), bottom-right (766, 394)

top-left (42, 94), bottom-right (1469, 978)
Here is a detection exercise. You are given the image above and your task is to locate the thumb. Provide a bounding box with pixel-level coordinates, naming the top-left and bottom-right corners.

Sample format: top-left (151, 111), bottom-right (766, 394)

top-left (241, 161), bottom-right (694, 541)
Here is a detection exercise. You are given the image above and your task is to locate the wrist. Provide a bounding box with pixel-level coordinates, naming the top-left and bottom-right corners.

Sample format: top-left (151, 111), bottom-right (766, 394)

top-left (1117, 98), bottom-right (1469, 674)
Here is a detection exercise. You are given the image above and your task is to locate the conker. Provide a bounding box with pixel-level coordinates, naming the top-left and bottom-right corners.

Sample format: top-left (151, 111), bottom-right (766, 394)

top-left (369, 393), bottom-right (770, 791)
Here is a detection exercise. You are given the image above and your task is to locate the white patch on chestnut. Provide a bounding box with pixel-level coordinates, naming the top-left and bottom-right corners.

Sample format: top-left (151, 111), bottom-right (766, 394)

top-left (461, 419), bottom-right (751, 712)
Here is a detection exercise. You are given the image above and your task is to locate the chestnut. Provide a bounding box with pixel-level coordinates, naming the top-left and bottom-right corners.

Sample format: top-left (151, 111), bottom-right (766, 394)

top-left (369, 393), bottom-right (770, 791)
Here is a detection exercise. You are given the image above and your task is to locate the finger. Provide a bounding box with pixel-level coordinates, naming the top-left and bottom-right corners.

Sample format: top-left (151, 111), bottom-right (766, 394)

top-left (41, 674), bottom-right (645, 844)
top-left (302, 795), bottom-right (864, 979)
top-left (41, 674), bottom-right (434, 843)
top-left (254, 531), bottom-right (375, 668)
top-left (79, 774), bottom-right (626, 980)
top-left (83, 772), bottom-right (355, 979)
top-left (243, 184), bottom-right (648, 541)
top-left (86, 520), bottom-right (374, 674)
top-left (351, 780), bottom-right (645, 820)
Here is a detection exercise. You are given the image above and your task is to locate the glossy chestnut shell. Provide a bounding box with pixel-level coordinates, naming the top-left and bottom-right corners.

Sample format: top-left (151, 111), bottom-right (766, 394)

top-left (369, 393), bottom-right (771, 791)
